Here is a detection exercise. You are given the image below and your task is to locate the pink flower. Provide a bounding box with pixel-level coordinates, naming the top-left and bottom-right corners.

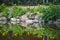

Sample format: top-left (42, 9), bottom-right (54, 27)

top-left (20, 15), bottom-right (28, 27)
top-left (21, 15), bottom-right (28, 20)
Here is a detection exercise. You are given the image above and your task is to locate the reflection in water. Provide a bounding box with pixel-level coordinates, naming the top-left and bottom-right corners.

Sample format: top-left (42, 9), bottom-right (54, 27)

top-left (43, 23), bottom-right (60, 40)
top-left (0, 17), bottom-right (60, 40)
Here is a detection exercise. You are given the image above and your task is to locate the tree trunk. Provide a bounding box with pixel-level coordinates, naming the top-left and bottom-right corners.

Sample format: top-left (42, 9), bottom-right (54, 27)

top-left (43, 0), bottom-right (45, 4)
top-left (46, 0), bottom-right (48, 3)
top-left (47, 36), bottom-right (50, 40)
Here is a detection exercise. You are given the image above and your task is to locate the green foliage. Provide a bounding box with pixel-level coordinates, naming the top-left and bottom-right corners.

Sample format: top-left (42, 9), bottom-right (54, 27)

top-left (36, 6), bottom-right (46, 13)
top-left (41, 5), bottom-right (59, 21)
top-left (27, 7), bottom-right (35, 13)
top-left (36, 6), bottom-right (46, 19)
top-left (2, 8), bottom-right (9, 17)
top-left (44, 2), bottom-right (53, 5)
top-left (0, 25), bottom-right (9, 34)
top-left (0, 5), bottom-right (60, 39)
top-left (53, 1), bottom-right (60, 5)
top-left (12, 24), bottom-right (25, 35)
top-left (0, 4), bottom-right (9, 17)
top-left (11, 5), bottom-right (26, 18)
top-left (25, 25), bottom-right (57, 38)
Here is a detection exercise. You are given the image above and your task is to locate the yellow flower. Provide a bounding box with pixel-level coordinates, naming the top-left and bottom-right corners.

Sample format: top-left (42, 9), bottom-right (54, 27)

top-left (2, 32), bottom-right (5, 36)
top-left (14, 33), bottom-right (17, 37)
top-left (14, 4), bottom-right (16, 6)
top-left (0, 30), bottom-right (1, 32)
top-left (37, 4), bottom-right (41, 6)
top-left (0, 30), bottom-right (2, 34)
top-left (50, 36), bottom-right (55, 39)
top-left (27, 32), bottom-right (30, 36)
top-left (37, 35), bottom-right (42, 38)
top-left (1, 3), bottom-right (5, 6)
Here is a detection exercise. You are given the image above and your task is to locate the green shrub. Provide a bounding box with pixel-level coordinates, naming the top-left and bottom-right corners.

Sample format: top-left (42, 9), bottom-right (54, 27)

top-left (12, 24), bottom-right (25, 35)
top-left (42, 5), bottom-right (59, 21)
top-left (0, 4), bottom-right (9, 17)
top-left (11, 5), bottom-right (26, 18)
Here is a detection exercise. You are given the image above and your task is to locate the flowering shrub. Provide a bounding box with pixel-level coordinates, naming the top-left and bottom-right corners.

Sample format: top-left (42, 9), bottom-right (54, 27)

top-left (0, 5), bottom-right (60, 40)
